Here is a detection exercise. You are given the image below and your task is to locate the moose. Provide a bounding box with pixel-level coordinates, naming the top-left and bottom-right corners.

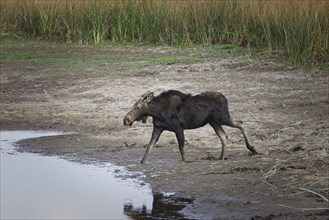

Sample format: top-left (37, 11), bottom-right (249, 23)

top-left (123, 90), bottom-right (258, 163)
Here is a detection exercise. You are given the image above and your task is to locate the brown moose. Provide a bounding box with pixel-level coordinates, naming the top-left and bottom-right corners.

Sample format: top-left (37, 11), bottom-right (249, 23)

top-left (123, 90), bottom-right (258, 163)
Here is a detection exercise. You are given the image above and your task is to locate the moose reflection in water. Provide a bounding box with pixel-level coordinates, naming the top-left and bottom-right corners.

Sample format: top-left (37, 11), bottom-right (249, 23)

top-left (124, 90), bottom-right (258, 163)
top-left (124, 193), bottom-right (193, 219)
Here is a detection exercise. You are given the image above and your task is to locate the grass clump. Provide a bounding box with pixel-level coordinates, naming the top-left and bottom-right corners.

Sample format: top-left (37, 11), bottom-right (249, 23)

top-left (0, 0), bottom-right (328, 66)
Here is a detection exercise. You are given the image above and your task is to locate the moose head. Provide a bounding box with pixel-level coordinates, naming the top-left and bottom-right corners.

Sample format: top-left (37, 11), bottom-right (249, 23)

top-left (123, 91), bottom-right (154, 126)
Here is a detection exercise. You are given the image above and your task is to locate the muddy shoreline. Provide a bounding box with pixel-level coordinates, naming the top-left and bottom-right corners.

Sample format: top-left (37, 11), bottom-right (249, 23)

top-left (1, 41), bottom-right (328, 219)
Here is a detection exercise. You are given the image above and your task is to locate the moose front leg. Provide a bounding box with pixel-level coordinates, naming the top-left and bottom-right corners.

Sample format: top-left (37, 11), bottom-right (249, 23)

top-left (175, 130), bottom-right (186, 162)
top-left (141, 127), bottom-right (163, 163)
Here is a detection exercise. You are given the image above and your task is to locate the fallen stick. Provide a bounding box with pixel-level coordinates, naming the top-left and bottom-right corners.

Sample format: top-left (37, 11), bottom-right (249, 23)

top-left (19, 91), bottom-right (27, 99)
top-left (260, 163), bottom-right (280, 189)
top-left (299, 187), bottom-right (329, 202)
top-left (248, 111), bottom-right (261, 123)
top-left (262, 180), bottom-right (277, 189)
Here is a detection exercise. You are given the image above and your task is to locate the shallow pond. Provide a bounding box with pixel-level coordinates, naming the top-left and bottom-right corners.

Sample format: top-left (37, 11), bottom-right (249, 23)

top-left (1, 130), bottom-right (154, 219)
top-left (1, 130), bottom-right (194, 219)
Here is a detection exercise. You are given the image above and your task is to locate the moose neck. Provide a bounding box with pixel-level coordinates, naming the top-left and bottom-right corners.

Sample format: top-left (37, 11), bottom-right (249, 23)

top-left (145, 100), bottom-right (165, 119)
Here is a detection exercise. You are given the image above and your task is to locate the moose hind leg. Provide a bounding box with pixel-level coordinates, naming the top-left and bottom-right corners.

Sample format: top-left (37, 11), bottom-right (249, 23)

top-left (210, 123), bottom-right (228, 160)
top-left (141, 127), bottom-right (163, 163)
top-left (227, 119), bottom-right (258, 155)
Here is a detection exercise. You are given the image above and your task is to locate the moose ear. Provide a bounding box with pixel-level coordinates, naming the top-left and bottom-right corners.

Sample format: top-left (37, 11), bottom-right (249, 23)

top-left (142, 91), bottom-right (154, 103)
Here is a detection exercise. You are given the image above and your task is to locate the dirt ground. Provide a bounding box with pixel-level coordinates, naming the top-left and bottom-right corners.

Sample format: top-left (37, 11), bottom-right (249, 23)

top-left (1, 40), bottom-right (329, 219)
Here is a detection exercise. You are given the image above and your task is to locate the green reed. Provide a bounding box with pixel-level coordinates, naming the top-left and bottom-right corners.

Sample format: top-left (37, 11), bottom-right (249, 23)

top-left (0, 0), bottom-right (328, 66)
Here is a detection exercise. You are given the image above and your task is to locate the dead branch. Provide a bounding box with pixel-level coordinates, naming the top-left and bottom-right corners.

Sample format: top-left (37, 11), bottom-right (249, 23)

top-left (299, 187), bottom-right (329, 202)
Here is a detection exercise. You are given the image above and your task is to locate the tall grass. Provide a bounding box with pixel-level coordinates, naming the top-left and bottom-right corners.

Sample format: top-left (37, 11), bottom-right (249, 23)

top-left (0, 0), bottom-right (328, 66)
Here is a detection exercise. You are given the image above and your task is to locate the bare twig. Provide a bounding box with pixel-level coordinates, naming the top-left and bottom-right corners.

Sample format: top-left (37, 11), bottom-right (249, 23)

top-left (310, 177), bottom-right (329, 187)
top-left (278, 204), bottom-right (294, 209)
top-left (262, 180), bottom-right (277, 189)
top-left (284, 121), bottom-right (303, 128)
top-left (232, 177), bottom-right (255, 181)
top-left (298, 207), bottom-right (329, 211)
top-left (248, 111), bottom-right (261, 122)
top-left (299, 187), bottom-right (328, 202)
top-left (318, 188), bottom-right (329, 191)
top-left (261, 163), bottom-right (281, 189)
top-left (19, 91), bottom-right (27, 99)
top-left (43, 89), bottom-right (48, 96)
